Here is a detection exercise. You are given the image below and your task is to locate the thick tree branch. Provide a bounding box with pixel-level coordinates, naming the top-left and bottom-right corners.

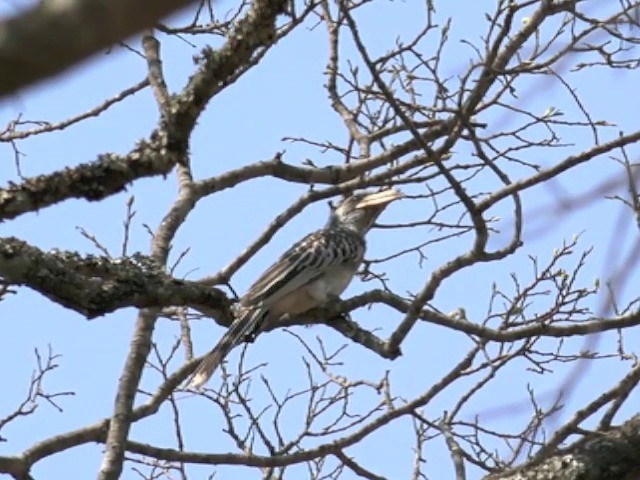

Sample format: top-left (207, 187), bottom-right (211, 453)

top-left (485, 414), bottom-right (640, 480)
top-left (98, 309), bottom-right (157, 480)
top-left (0, 237), bottom-right (231, 319)
top-left (171, 0), bottom-right (289, 137)
top-left (0, 0), bottom-right (198, 96)
top-left (0, 135), bottom-right (179, 221)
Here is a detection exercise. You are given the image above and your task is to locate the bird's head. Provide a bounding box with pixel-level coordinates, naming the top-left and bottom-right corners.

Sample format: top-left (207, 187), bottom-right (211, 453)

top-left (327, 188), bottom-right (403, 234)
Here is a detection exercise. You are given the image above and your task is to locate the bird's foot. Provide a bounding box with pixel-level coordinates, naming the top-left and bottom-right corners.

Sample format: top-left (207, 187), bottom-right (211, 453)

top-left (243, 331), bottom-right (259, 343)
top-left (325, 294), bottom-right (350, 322)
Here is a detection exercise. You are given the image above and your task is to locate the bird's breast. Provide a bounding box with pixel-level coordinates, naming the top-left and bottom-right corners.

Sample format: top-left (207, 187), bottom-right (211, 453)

top-left (321, 264), bottom-right (359, 296)
top-left (302, 264), bottom-right (358, 305)
top-left (269, 264), bottom-right (359, 318)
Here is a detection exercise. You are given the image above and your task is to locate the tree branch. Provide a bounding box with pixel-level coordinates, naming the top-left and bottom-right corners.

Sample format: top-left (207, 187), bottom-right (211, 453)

top-left (0, 237), bottom-right (231, 319)
top-left (485, 414), bottom-right (640, 480)
top-left (171, 0), bottom-right (289, 138)
top-left (0, 136), bottom-right (179, 221)
top-left (0, 0), bottom-right (198, 96)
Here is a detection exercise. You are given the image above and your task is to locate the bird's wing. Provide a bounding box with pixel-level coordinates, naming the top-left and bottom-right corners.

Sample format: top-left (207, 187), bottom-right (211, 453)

top-left (241, 229), bottom-right (364, 308)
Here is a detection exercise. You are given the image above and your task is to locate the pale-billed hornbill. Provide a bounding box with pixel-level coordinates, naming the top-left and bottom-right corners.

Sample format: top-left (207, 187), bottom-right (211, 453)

top-left (189, 188), bottom-right (403, 388)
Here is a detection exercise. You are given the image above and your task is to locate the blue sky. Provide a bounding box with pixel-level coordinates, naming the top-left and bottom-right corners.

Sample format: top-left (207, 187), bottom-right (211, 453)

top-left (1, 1), bottom-right (640, 478)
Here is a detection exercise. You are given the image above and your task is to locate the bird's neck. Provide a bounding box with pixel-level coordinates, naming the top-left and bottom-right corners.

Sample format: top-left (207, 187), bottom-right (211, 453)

top-left (326, 217), bottom-right (368, 236)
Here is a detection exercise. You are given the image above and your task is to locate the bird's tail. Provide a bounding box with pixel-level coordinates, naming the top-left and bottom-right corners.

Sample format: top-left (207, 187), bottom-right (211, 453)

top-left (187, 307), bottom-right (266, 388)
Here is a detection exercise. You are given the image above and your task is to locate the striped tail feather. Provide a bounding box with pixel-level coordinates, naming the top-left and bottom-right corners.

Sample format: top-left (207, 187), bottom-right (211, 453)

top-left (187, 307), bottom-right (266, 388)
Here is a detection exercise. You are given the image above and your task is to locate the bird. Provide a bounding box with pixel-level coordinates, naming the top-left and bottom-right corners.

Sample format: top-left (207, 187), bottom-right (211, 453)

top-left (188, 188), bottom-right (403, 388)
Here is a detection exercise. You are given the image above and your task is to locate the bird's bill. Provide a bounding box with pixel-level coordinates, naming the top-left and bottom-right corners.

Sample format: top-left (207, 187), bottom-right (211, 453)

top-left (355, 188), bottom-right (404, 208)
